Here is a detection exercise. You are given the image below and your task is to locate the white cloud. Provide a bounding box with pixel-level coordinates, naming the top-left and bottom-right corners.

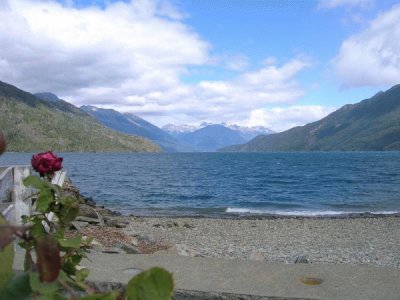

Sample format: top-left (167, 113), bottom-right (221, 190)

top-left (0, 0), bottom-right (318, 131)
top-left (318, 0), bottom-right (374, 9)
top-left (333, 4), bottom-right (400, 87)
top-left (0, 0), bottom-right (209, 94)
top-left (223, 54), bottom-right (249, 71)
top-left (246, 106), bottom-right (336, 132)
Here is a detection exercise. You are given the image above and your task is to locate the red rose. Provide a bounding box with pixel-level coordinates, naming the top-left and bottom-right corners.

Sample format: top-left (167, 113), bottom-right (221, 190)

top-left (31, 151), bottom-right (63, 177)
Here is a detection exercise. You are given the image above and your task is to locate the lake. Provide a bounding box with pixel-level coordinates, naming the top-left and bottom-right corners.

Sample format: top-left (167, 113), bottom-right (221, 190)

top-left (1, 152), bottom-right (400, 216)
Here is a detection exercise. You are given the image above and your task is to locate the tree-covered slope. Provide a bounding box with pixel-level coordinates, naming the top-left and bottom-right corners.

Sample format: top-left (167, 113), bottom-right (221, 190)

top-left (0, 81), bottom-right (161, 152)
top-left (222, 84), bottom-right (400, 152)
top-left (80, 106), bottom-right (192, 152)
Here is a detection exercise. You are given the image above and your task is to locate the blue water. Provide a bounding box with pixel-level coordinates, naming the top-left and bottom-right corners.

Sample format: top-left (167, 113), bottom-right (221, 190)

top-left (1, 152), bottom-right (400, 216)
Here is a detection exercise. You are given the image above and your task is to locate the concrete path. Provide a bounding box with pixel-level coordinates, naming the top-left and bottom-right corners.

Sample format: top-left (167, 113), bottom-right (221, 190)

top-left (76, 253), bottom-right (400, 300)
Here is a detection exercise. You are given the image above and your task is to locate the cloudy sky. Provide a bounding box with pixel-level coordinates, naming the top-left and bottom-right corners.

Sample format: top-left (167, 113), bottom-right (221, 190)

top-left (1, 0), bottom-right (400, 131)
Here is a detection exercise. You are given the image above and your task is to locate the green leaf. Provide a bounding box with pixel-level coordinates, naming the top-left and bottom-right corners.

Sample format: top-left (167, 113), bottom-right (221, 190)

top-left (125, 267), bottom-right (174, 300)
top-left (36, 188), bottom-right (54, 212)
top-left (62, 254), bottom-right (83, 275)
top-left (31, 221), bottom-right (46, 239)
top-left (0, 214), bottom-right (14, 291)
top-left (0, 272), bottom-right (31, 300)
top-left (75, 268), bottom-right (90, 282)
top-left (80, 291), bottom-right (119, 300)
top-left (23, 175), bottom-right (48, 190)
top-left (36, 235), bottom-right (61, 283)
top-left (58, 197), bottom-right (80, 228)
top-left (58, 236), bottom-right (82, 248)
top-left (29, 271), bottom-right (59, 295)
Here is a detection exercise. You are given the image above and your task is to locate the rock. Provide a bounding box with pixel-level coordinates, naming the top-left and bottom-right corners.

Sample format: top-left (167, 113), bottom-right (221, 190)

top-left (135, 234), bottom-right (157, 244)
top-left (70, 221), bottom-right (85, 232)
top-left (96, 208), bottom-right (118, 217)
top-left (108, 220), bottom-right (127, 228)
top-left (249, 250), bottom-right (264, 261)
top-left (168, 244), bottom-right (198, 257)
top-left (99, 208), bottom-right (121, 216)
top-left (183, 223), bottom-right (195, 229)
top-left (114, 223), bottom-right (127, 228)
top-left (116, 242), bottom-right (142, 254)
top-left (62, 177), bottom-right (85, 203)
top-left (294, 255), bottom-right (309, 264)
top-left (75, 216), bottom-right (101, 224)
top-left (89, 239), bottom-right (103, 251)
top-left (102, 247), bottom-right (124, 254)
top-left (129, 236), bottom-right (139, 246)
top-left (94, 210), bottom-right (105, 226)
top-left (84, 196), bottom-right (96, 207)
top-left (104, 217), bottom-right (129, 228)
top-left (78, 204), bottom-right (98, 219)
top-left (75, 221), bottom-right (89, 228)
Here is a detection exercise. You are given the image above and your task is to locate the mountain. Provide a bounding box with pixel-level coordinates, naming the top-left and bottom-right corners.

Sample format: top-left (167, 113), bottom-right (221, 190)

top-left (225, 124), bottom-right (274, 140)
top-left (169, 124), bottom-right (247, 152)
top-left (161, 123), bottom-right (198, 136)
top-left (80, 106), bottom-right (192, 152)
top-left (221, 84), bottom-right (400, 152)
top-left (162, 123), bottom-right (273, 151)
top-left (0, 81), bottom-right (161, 152)
top-left (34, 92), bottom-right (60, 102)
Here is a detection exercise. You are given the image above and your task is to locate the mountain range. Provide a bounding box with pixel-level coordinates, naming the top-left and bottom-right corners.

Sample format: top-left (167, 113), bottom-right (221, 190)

top-left (222, 84), bottom-right (400, 152)
top-left (81, 108), bottom-right (273, 152)
top-left (2, 79), bottom-right (398, 153)
top-left (80, 106), bottom-right (193, 152)
top-left (162, 123), bottom-right (273, 151)
top-left (0, 81), bottom-right (161, 152)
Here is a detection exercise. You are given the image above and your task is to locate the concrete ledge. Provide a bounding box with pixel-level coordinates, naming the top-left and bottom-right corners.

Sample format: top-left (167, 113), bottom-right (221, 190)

top-left (13, 251), bottom-right (400, 299)
top-left (80, 253), bottom-right (400, 300)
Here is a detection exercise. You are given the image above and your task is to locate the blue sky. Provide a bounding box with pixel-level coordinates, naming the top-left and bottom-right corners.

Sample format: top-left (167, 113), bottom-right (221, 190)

top-left (1, 0), bottom-right (400, 131)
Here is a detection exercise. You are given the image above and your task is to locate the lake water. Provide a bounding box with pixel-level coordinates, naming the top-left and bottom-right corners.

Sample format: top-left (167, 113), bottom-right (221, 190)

top-left (1, 152), bottom-right (400, 217)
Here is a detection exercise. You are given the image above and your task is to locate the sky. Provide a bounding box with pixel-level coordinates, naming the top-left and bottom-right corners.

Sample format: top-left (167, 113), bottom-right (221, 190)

top-left (1, 0), bottom-right (400, 132)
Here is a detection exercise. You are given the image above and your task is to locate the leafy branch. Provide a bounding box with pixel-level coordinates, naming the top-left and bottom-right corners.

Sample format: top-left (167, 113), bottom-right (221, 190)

top-left (0, 152), bottom-right (173, 299)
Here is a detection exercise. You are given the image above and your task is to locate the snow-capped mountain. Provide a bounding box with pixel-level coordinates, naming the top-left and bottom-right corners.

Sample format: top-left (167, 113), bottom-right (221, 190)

top-left (161, 124), bottom-right (198, 135)
top-left (162, 123), bottom-right (273, 151)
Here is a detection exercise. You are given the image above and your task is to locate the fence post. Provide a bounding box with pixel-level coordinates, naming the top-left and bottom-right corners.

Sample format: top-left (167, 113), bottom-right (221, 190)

top-left (13, 166), bottom-right (32, 225)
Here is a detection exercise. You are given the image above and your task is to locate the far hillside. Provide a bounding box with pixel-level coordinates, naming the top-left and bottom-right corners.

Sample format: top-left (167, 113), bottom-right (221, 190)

top-left (80, 106), bottom-right (192, 152)
top-left (221, 84), bottom-right (400, 152)
top-left (0, 81), bottom-right (161, 152)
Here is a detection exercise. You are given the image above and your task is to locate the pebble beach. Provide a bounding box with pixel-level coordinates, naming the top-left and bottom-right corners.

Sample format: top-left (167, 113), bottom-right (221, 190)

top-left (123, 216), bottom-right (400, 268)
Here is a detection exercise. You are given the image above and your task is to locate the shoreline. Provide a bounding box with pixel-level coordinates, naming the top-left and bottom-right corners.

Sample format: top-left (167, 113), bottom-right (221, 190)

top-left (123, 215), bottom-right (400, 268)
top-left (125, 211), bottom-right (400, 220)
top-left (63, 180), bottom-right (400, 269)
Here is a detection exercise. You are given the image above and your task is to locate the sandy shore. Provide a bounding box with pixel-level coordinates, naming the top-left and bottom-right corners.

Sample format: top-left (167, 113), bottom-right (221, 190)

top-left (123, 216), bottom-right (400, 268)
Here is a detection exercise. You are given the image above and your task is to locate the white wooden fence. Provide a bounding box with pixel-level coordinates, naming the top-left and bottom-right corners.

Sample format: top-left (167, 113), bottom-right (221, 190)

top-left (0, 166), bottom-right (66, 225)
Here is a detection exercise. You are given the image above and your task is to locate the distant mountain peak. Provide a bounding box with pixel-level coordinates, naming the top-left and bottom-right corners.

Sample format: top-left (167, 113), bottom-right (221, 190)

top-left (34, 92), bottom-right (60, 102)
top-left (162, 122), bottom-right (273, 151)
top-left (80, 105), bottom-right (99, 111)
top-left (163, 122), bottom-right (273, 136)
top-left (161, 123), bottom-right (198, 134)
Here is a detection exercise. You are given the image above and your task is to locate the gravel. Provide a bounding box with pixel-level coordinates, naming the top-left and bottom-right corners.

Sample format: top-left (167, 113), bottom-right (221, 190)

top-left (124, 216), bottom-right (400, 268)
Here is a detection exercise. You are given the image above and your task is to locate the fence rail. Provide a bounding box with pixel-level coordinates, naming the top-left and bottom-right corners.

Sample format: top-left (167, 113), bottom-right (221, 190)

top-left (0, 166), bottom-right (66, 225)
